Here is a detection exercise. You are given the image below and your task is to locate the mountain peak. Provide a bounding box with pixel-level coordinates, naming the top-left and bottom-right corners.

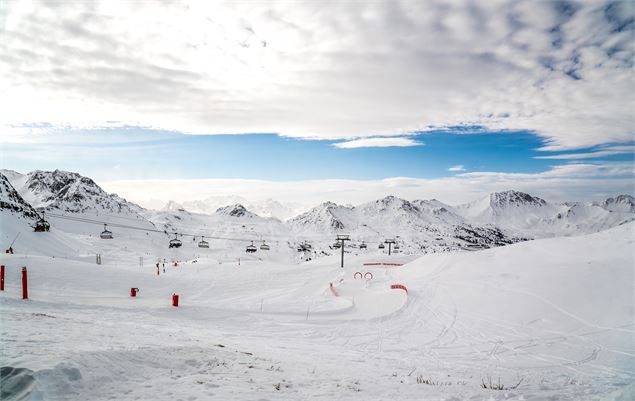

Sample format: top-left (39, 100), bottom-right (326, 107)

top-left (215, 203), bottom-right (255, 218)
top-left (289, 201), bottom-right (349, 231)
top-left (372, 195), bottom-right (418, 213)
top-left (13, 169), bottom-right (142, 215)
top-left (489, 190), bottom-right (547, 208)
top-left (600, 194), bottom-right (635, 213)
top-left (163, 200), bottom-right (186, 212)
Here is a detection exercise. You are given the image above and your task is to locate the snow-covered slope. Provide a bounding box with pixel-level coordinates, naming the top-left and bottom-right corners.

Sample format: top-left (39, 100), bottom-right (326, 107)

top-left (1, 217), bottom-right (632, 400)
top-left (288, 201), bottom-right (355, 232)
top-left (287, 196), bottom-right (519, 254)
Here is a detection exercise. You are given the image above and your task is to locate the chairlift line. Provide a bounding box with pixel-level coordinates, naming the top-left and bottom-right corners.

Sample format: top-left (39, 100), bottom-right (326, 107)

top-left (45, 212), bottom-right (272, 243)
top-left (45, 211), bottom-right (401, 251)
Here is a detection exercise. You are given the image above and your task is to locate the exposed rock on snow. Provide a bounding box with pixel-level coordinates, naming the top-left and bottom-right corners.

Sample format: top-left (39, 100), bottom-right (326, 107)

top-left (0, 172), bottom-right (39, 221)
top-left (598, 194), bottom-right (635, 213)
top-left (215, 204), bottom-right (256, 218)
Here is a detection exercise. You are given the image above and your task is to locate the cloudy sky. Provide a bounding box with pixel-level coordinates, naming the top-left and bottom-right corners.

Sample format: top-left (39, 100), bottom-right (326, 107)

top-left (0, 0), bottom-right (633, 208)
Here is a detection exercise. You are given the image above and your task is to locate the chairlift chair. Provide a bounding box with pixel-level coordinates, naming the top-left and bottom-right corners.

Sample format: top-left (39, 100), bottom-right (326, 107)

top-left (169, 233), bottom-right (182, 249)
top-left (359, 241), bottom-right (367, 250)
top-left (33, 211), bottom-right (50, 232)
top-left (332, 241), bottom-right (341, 249)
top-left (246, 241), bottom-right (257, 253)
top-left (378, 243), bottom-right (385, 250)
top-left (260, 241), bottom-right (270, 251)
top-left (198, 236), bottom-right (210, 248)
top-left (100, 224), bottom-right (113, 239)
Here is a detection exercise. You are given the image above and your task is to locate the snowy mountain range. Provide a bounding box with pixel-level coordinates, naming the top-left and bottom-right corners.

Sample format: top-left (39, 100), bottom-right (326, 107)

top-left (453, 190), bottom-right (635, 237)
top-left (1, 169), bottom-right (633, 258)
top-left (178, 195), bottom-right (303, 220)
top-left (1, 169), bottom-right (143, 215)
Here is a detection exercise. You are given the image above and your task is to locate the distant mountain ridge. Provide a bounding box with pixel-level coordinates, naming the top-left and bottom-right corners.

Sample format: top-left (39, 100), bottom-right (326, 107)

top-left (2, 169), bottom-right (634, 256)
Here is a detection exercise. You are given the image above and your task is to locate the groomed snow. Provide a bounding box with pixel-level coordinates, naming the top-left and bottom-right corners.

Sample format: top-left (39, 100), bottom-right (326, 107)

top-left (1, 220), bottom-right (633, 400)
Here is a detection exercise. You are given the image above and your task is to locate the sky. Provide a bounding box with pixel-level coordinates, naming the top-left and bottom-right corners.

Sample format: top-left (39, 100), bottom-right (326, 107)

top-left (0, 0), bottom-right (633, 208)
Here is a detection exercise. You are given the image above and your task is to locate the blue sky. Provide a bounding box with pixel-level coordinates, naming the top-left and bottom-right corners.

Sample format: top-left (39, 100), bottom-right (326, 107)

top-left (2, 126), bottom-right (633, 182)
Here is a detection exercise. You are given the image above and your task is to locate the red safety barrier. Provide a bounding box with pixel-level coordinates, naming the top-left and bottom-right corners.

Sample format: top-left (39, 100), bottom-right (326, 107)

top-left (0, 265), bottom-right (4, 291)
top-left (364, 272), bottom-right (374, 280)
top-left (390, 284), bottom-right (408, 294)
top-left (353, 271), bottom-right (363, 279)
top-left (130, 287), bottom-right (139, 297)
top-left (21, 267), bottom-right (28, 300)
top-left (329, 282), bottom-right (339, 297)
top-left (172, 293), bottom-right (179, 307)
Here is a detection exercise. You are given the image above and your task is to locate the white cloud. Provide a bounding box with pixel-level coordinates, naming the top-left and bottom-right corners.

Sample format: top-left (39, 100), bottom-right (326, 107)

top-left (448, 165), bottom-right (465, 172)
top-left (534, 145), bottom-right (635, 160)
top-left (101, 162), bottom-right (635, 211)
top-left (0, 1), bottom-right (633, 149)
top-left (333, 137), bottom-right (423, 149)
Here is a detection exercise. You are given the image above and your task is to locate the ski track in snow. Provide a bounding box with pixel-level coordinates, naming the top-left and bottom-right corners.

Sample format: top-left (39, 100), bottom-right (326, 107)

top-left (0, 219), bottom-right (634, 400)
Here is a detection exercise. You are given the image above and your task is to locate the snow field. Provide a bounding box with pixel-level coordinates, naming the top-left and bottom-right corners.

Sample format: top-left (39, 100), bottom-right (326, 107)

top-left (1, 221), bottom-right (633, 400)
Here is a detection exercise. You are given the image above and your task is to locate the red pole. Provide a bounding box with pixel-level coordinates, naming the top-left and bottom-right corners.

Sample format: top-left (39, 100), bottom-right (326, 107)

top-left (1, 265), bottom-right (5, 291)
top-left (21, 266), bottom-right (28, 299)
top-left (172, 293), bottom-right (179, 307)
